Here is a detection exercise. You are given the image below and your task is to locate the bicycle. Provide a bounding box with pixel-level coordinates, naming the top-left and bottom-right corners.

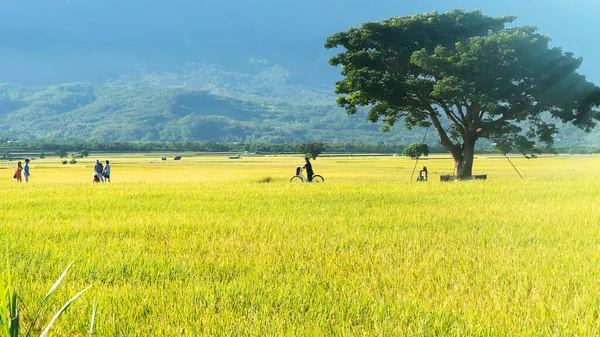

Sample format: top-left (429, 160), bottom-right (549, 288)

top-left (290, 167), bottom-right (324, 183)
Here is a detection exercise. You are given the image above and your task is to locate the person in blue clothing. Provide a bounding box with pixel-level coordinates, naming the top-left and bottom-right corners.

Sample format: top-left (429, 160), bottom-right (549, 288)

top-left (23, 159), bottom-right (31, 183)
top-left (103, 160), bottom-right (111, 183)
top-left (302, 157), bottom-right (314, 182)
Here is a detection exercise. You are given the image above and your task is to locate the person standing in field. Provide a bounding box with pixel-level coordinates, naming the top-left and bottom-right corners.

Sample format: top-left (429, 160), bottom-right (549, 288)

top-left (23, 159), bottom-right (31, 183)
top-left (93, 159), bottom-right (104, 183)
top-left (302, 157), bottom-right (314, 182)
top-left (13, 162), bottom-right (23, 183)
top-left (103, 160), bottom-right (111, 183)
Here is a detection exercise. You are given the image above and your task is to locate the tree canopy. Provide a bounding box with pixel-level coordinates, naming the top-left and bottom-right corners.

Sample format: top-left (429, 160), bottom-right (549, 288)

top-left (402, 143), bottom-right (429, 159)
top-left (326, 9), bottom-right (600, 178)
top-left (297, 142), bottom-right (326, 159)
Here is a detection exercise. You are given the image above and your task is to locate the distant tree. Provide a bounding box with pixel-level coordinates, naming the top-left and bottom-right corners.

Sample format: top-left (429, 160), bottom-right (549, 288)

top-left (297, 142), bottom-right (326, 159)
top-left (403, 143), bottom-right (430, 159)
top-left (56, 149), bottom-right (67, 158)
top-left (39, 151), bottom-right (45, 159)
top-left (326, 9), bottom-right (600, 178)
top-left (79, 150), bottom-right (89, 158)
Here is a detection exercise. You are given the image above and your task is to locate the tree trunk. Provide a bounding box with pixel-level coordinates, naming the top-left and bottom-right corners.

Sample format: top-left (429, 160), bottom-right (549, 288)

top-left (461, 136), bottom-right (476, 178)
top-left (452, 135), bottom-right (476, 179)
top-left (452, 155), bottom-right (463, 178)
top-left (422, 102), bottom-right (478, 179)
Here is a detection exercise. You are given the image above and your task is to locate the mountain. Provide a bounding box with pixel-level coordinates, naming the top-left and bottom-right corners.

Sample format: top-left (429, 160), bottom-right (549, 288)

top-left (109, 62), bottom-right (336, 106)
top-left (1, 78), bottom-right (598, 146)
top-left (0, 81), bottom-right (427, 143)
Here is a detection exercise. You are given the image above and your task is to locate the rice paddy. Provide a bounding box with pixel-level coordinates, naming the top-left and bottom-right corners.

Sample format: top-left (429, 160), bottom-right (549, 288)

top-left (0, 153), bottom-right (599, 336)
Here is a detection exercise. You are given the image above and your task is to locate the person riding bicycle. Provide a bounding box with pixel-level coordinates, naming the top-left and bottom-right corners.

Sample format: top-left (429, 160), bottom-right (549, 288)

top-left (302, 157), bottom-right (314, 182)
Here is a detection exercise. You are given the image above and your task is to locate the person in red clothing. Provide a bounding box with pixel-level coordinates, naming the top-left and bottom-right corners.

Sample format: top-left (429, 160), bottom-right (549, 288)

top-left (13, 162), bottom-right (23, 182)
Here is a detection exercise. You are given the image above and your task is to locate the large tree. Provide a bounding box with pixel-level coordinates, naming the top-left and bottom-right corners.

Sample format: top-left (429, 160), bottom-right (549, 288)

top-left (325, 9), bottom-right (600, 178)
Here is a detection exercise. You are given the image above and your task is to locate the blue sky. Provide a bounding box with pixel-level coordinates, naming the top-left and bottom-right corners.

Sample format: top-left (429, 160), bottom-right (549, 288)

top-left (0, 0), bottom-right (598, 84)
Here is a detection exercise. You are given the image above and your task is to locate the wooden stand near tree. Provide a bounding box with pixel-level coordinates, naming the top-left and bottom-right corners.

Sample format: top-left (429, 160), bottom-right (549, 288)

top-left (325, 9), bottom-right (600, 179)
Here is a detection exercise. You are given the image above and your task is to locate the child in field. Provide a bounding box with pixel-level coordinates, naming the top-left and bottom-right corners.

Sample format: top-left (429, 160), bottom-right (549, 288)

top-left (13, 162), bottom-right (23, 182)
top-left (23, 159), bottom-right (31, 183)
top-left (103, 160), bottom-right (111, 183)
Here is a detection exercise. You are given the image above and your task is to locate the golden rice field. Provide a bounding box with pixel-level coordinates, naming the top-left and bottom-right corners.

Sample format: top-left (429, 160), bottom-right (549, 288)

top-left (1, 153), bottom-right (600, 336)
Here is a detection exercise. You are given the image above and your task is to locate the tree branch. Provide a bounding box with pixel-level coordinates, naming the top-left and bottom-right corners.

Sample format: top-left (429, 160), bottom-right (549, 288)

top-left (489, 110), bottom-right (529, 128)
top-left (456, 104), bottom-right (468, 125)
top-left (416, 94), bottom-right (460, 152)
top-left (464, 103), bottom-right (479, 130)
top-left (436, 102), bottom-right (465, 132)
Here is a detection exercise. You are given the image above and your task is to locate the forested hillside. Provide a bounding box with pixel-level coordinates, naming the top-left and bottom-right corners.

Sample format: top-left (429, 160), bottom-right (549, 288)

top-left (1, 80), bottom-right (598, 146)
top-left (0, 82), bottom-right (428, 143)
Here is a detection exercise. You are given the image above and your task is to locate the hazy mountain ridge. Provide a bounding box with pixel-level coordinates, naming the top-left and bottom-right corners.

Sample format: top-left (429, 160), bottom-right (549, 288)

top-left (0, 78), bottom-right (597, 146)
top-left (0, 81), bottom-right (421, 144)
top-left (109, 62), bottom-right (336, 106)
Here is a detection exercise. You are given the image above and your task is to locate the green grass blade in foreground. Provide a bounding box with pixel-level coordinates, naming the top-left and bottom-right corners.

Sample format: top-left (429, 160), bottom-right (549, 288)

top-left (42, 262), bottom-right (73, 303)
top-left (39, 285), bottom-right (93, 337)
top-left (9, 290), bottom-right (18, 337)
top-left (88, 298), bottom-right (97, 337)
top-left (0, 259), bottom-right (9, 337)
top-left (5, 257), bottom-right (17, 337)
top-left (25, 262), bottom-right (73, 337)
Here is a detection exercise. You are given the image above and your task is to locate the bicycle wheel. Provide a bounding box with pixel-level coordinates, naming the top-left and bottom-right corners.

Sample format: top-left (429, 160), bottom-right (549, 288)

top-left (290, 176), bottom-right (304, 183)
top-left (312, 175), bottom-right (324, 183)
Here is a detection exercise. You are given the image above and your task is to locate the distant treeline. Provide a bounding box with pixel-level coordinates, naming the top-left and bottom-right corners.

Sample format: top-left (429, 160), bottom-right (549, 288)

top-left (0, 140), bottom-right (408, 154)
top-left (1, 140), bottom-right (599, 156)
